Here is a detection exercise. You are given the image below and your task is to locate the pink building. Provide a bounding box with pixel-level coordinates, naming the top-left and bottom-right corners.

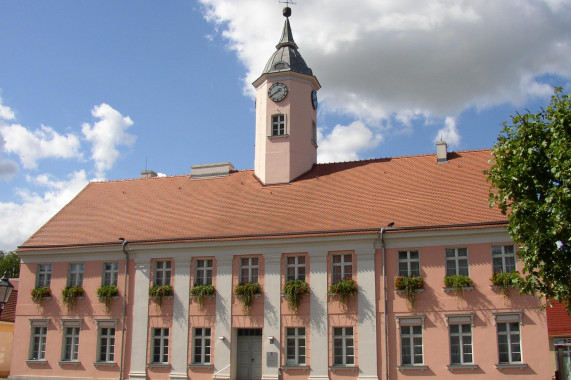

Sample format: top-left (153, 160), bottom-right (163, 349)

top-left (10, 7), bottom-right (551, 380)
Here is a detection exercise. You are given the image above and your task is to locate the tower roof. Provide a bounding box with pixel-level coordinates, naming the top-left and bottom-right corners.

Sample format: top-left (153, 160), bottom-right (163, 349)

top-left (262, 8), bottom-right (313, 76)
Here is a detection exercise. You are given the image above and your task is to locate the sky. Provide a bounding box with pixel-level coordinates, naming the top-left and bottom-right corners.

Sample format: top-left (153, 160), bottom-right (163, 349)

top-left (0, 0), bottom-right (570, 252)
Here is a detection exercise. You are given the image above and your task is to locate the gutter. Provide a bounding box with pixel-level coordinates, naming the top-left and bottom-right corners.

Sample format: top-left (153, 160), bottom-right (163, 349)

top-left (119, 239), bottom-right (129, 380)
top-left (380, 227), bottom-right (389, 380)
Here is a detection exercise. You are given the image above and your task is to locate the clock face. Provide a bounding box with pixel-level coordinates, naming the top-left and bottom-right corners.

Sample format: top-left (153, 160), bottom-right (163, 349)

top-left (268, 83), bottom-right (288, 102)
top-left (311, 90), bottom-right (318, 110)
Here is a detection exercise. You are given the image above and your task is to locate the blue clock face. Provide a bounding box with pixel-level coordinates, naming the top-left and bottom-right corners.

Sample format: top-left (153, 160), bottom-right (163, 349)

top-left (311, 90), bottom-right (318, 110)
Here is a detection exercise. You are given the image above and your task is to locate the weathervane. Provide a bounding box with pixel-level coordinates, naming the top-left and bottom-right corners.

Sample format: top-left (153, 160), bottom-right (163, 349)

top-left (279, 0), bottom-right (296, 7)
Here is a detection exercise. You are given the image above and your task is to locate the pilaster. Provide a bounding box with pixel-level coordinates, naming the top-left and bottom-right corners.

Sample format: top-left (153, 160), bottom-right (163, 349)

top-left (308, 251), bottom-right (329, 380)
top-left (170, 259), bottom-right (191, 379)
top-left (128, 260), bottom-right (151, 380)
top-left (356, 249), bottom-right (378, 380)
top-left (262, 255), bottom-right (281, 380)
top-left (214, 256), bottom-right (233, 380)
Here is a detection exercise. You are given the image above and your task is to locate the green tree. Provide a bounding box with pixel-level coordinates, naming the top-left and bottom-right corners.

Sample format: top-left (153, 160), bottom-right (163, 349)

top-left (0, 251), bottom-right (20, 278)
top-left (486, 88), bottom-right (570, 311)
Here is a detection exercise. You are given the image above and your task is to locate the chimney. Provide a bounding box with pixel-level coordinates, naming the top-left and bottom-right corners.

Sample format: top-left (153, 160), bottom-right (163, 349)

top-left (191, 162), bottom-right (234, 179)
top-left (436, 140), bottom-right (448, 163)
top-left (141, 170), bottom-right (158, 178)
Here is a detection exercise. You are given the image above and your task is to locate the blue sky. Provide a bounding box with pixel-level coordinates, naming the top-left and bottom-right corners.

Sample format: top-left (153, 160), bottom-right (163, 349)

top-left (1, 0), bottom-right (570, 251)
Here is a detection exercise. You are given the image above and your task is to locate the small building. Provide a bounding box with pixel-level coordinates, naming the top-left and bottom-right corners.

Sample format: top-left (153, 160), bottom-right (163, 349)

top-left (9, 7), bottom-right (551, 380)
top-left (0, 278), bottom-right (18, 378)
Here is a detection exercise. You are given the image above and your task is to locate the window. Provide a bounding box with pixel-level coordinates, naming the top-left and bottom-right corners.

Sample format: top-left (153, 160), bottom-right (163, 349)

top-left (286, 327), bottom-right (306, 365)
top-left (154, 261), bottom-right (172, 286)
top-left (152, 328), bottom-right (169, 364)
top-left (401, 325), bottom-right (423, 365)
top-left (102, 262), bottom-right (119, 286)
top-left (446, 248), bottom-right (469, 276)
top-left (333, 327), bottom-right (354, 366)
top-left (193, 328), bottom-right (211, 364)
top-left (286, 256), bottom-right (306, 281)
top-left (195, 259), bottom-right (213, 285)
top-left (312, 121), bottom-right (317, 143)
top-left (492, 245), bottom-right (516, 273)
top-left (67, 263), bottom-right (84, 287)
top-left (450, 323), bottom-right (473, 364)
top-left (332, 254), bottom-right (352, 284)
top-left (36, 264), bottom-right (52, 288)
top-left (29, 320), bottom-right (48, 361)
top-left (240, 257), bottom-right (259, 283)
top-left (398, 250), bottom-right (420, 277)
top-left (96, 320), bottom-right (116, 363)
top-left (271, 114), bottom-right (286, 136)
top-left (61, 320), bottom-right (81, 362)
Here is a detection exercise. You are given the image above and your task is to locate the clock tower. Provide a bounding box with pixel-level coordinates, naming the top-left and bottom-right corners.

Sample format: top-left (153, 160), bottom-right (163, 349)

top-left (253, 7), bottom-right (321, 185)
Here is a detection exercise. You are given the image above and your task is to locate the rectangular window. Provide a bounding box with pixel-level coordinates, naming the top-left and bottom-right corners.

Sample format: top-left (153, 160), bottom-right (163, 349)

top-left (332, 254), bottom-right (352, 284)
top-left (286, 327), bottom-right (306, 365)
top-left (492, 245), bottom-right (516, 273)
top-left (398, 250), bottom-right (420, 277)
top-left (36, 264), bottom-right (52, 288)
top-left (271, 114), bottom-right (286, 136)
top-left (497, 322), bottom-right (522, 363)
top-left (195, 259), bottom-right (213, 285)
top-left (446, 248), bottom-right (469, 276)
top-left (98, 327), bottom-right (115, 363)
top-left (286, 256), bottom-right (306, 281)
top-left (240, 257), bottom-right (259, 283)
top-left (102, 262), bottom-right (119, 286)
top-left (401, 325), bottom-right (423, 365)
top-left (154, 261), bottom-right (172, 286)
top-left (193, 328), bottom-right (212, 364)
top-left (450, 323), bottom-right (473, 364)
top-left (67, 263), bottom-right (84, 287)
top-left (152, 328), bottom-right (169, 364)
top-left (333, 327), bottom-right (354, 366)
top-left (62, 326), bottom-right (80, 361)
top-left (29, 321), bottom-right (48, 360)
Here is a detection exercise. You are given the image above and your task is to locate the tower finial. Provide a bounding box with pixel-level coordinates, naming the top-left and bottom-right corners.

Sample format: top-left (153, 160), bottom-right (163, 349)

top-left (279, 0), bottom-right (295, 17)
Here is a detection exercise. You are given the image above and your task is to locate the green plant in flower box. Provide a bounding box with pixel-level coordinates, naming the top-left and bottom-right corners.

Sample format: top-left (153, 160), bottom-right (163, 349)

top-left (234, 282), bottom-right (261, 313)
top-left (62, 286), bottom-right (84, 309)
top-left (30, 286), bottom-right (51, 303)
top-left (148, 284), bottom-right (173, 306)
top-left (190, 284), bottom-right (216, 311)
top-left (97, 285), bottom-right (119, 313)
top-left (394, 275), bottom-right (424, 309)
top-left (282, 280), bottom-right (310, 313)
top-left (329, 278), bottom-right (358, 305)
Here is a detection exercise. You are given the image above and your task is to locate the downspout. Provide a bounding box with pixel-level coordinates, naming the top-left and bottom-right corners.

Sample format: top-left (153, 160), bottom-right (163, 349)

top-left (119, 239), bottom-right (129, 380)
top-left (381, 228), bottom-right (389, 380)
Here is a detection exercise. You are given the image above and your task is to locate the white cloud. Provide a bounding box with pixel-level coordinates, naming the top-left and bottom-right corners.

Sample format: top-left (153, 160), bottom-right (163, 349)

top-left (0, 131), bottom-right (18, 180)
top-left (0, 124), bottom-right (82, 169)
top-left (317, 121), bottom-right (383, 163)
top-left (0, 170), bottom-right (88, 251)
top-left (81, 103), bottom-right (136, 178)
top-left (0, 96), bottom-right (15, 121)
top-left (199, 0), bottom-right (571, 157)
top-left (434, 117), bottom-right (461, 148)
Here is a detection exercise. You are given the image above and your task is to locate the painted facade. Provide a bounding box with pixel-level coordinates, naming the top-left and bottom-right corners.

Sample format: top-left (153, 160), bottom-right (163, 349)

top-left (9, 7), bottom-right (553, 380)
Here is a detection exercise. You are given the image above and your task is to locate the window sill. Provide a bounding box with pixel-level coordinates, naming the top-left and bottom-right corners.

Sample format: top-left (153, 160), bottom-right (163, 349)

top-left (282, 365), bottom-right (310, 371)
top-left (443, 287), bottom-right (474, 293)
top-left (94, 361), bottom-right (117, 367)
top-left (329, 365), bottom-right (358, 372)
top-left (59, 360), bottom-right (81, 366)
top-left (235, 293), bottom-right (262, 299)
top-left (26, 360), bottom-right (47, 366)
top-left (397, 365), bottom-right (428, 371)
top-left (268, 134), bottom-right (289, 140)
top-left (447, 364), bottom-right (478, 371)
top-left (395, 289), bottom-right (425, 294)
top-left (190, 295), bottom-right (215, 300)
top-left (188, 363), bottom-right (214, 369)
top-left (495, 363), bottom-right (528, 370)
top-left (490, 285), bottom-right (518, 291)
top-left (147, 363), bottom-right (171, 368)
top-left (149, 295), bottom-right (174, 301)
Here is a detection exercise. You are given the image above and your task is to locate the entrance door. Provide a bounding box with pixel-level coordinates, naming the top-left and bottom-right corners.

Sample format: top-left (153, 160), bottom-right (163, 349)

top-left (237, 329), bottom-right (262, 380)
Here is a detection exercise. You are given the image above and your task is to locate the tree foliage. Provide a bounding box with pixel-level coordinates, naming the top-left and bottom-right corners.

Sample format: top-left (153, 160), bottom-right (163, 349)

top-left (0, 251), bottom-right (20, 278)
top-left (486, 88), bottom-right (570, 310)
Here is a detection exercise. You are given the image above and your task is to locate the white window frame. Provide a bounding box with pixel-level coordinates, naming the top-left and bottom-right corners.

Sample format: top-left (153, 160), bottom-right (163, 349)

top-left (286, 327), bottom-right (306, 365)
top-left (36, 264), bottom-right (52, 288)
top-left (28, 319), bottom-right (49, 361)
top-left (102, 262), bottom-right (119, 286)
top-left (271, 114), bottom-right (286, 136)
top-left (67, 263), bottom-right (84, 287)
top-left (194, 259), bottom-right (213, 286)
top-left (286, 256), bottom-right (306, 281)
top-left (154, 260), bottom-right (172, 286)
top-left (449, 323), bottom-right (473, 365)
top-left (398, 250), bottom-right (420, 277)
top-left (332, 327), bottom-right (355, 366)
top-left (493, 312), bottom-right (523, 365)
top-left (492, 245), bottom-right (516, 273)
top-left (152, 328), bottom-right (170, 364)
top-left (445, 248), bottom-right (469, 276)
top-left (61, 319), bottom-right (82, 362)
top-left (193, 327), bottom-right (212, 364)
top-left (397, 316), bottom-right (425, 368)
top-left (96, 320), bottom-right (117, 363)
top-left (332, 254), bottom-right (352, 284)
top-left (240, 257), bottom-right (259, 283)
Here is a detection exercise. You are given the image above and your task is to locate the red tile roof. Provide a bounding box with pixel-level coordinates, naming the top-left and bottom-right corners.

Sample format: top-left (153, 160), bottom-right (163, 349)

top-left (19, 150), bottom-right (506, 250)
top-left (0, 279), bottom-right (18, 323)
top-left (547, 301), bottom-right (571, 336)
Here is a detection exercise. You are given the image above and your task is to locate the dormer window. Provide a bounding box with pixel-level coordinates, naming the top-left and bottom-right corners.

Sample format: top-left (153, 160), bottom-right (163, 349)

top-left (271, 114), bottom-right (286, 136)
